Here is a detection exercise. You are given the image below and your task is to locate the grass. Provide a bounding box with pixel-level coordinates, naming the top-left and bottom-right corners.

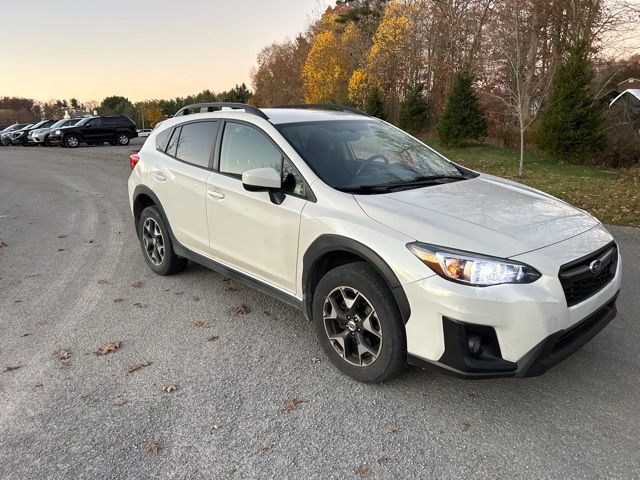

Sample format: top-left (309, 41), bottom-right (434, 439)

top-left (422, 138), bottom-right (640, 228)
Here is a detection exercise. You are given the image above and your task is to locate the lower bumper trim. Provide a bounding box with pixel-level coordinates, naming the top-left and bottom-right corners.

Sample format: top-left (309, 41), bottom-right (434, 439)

top-left (408, 290), bottom-right (619, 379)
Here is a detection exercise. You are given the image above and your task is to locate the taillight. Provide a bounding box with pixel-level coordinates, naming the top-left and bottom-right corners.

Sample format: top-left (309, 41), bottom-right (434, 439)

top-left (129, 154), bottom-right (140, 169)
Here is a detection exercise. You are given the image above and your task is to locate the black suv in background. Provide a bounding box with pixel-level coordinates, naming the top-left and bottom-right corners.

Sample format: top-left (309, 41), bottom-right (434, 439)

top-left (49, 115), bottom-right (138, 148)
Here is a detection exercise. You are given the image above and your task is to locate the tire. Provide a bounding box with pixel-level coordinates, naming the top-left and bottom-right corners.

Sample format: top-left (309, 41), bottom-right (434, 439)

top-left (138, 206), bottom-right (187, 275)
top-left (64, 134), bottom-right (80, 148)
top-left (116, 133), bottom-right (130, 146)
top-left (312, 262), bottom-right (406, 383)
top-left (44, 135), bottom-right (51, 147)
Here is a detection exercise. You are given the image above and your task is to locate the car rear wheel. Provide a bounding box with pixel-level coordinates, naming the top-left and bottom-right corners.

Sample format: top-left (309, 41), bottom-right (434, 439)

top-left (64, 135), bottom-right (80, 148)
top-left (312, 262), bottom-right (406, 383)
top-left (138, 206), bottom-right (187, 275)
top-left (117, 133), bottom-right (130, 146)
top-left (44, 136), bottom-right (51, 147)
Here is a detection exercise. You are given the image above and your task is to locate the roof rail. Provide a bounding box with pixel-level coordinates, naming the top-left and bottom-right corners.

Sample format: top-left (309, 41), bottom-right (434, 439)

top-left (174, 102), bottom-right (269, 120)
top-left (271, 103), bottom-right (370, 117)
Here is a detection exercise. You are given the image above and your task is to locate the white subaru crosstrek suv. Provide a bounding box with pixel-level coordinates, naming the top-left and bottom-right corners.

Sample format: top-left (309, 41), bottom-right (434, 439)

top-left (128, 102), bottom-right (622, 383)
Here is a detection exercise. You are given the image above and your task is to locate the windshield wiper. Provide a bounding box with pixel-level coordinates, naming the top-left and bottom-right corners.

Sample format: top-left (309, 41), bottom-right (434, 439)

top-left (339, 175), bottom-right (466, 194)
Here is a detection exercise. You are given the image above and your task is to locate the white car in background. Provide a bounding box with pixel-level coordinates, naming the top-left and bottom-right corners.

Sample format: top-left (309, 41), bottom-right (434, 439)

top-left (137, 129), bottom-right (153, 138)
top-left (127, 102), bottom-right (622, 383)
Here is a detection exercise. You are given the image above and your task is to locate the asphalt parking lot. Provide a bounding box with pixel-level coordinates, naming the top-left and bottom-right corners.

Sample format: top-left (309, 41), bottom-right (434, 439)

top-left (0, 139), bottom-right (639, 479)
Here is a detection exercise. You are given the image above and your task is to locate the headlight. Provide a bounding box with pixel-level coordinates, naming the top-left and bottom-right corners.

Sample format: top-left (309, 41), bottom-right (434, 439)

top-left (407, 242), bottom-right (541, 286)
top-left (55, 130), bottom-right (61, 135)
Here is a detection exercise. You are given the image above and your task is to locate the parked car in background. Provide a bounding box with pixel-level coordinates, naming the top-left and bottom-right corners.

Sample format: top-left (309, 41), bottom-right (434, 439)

top-left (23, 120), bottom-right (57, 145)
top-left (49, 115), bottom-right (138, 148)
top-left (8, 124), bottom-right (37, 146)
top-left (0, 123), bottom-right (31, 146)
top-left (138, 128), bottom-right (153, 138)
top-left (31, 118), bottom-right (83, 146)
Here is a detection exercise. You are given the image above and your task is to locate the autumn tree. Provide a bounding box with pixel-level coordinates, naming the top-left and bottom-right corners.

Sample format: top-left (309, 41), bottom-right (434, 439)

top-left (366, 3), bottom-right (414, 120)
top-left (303, 30), bottom-right (350, 103)
top-left (348, 69), bottom-right (371, 109)
top-left (536, 41), bottom-right (606, 162)
top-left (251, 36), bottom-right (309, 106)
top-left (437, 70), bottom-right (488, 146)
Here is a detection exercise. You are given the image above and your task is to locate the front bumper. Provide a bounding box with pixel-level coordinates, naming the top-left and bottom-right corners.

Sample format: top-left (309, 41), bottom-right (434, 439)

top-left (404, 225), bottom-right (622, 377)
top-left (48, 133), bottom-right (62, 144)
top-left (409, 291), bottom-right (619, 378)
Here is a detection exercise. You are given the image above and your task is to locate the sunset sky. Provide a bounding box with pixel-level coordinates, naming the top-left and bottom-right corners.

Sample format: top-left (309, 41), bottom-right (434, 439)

top-left (0, 0), bottom-right (331, 103)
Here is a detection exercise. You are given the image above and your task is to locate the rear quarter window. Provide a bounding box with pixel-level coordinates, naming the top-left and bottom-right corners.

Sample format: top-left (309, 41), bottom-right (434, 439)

top-left (155, 128), bottom-right (171, 151)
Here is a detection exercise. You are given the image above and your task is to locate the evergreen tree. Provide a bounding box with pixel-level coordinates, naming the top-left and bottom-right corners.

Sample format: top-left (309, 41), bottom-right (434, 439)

top-left (437, 70), bottom-right (488, 146)
top-left (536, 42), bottom-right (606, 162)
top-left (365, 86), bottom-right (386, 120)
top-left (398, 84), bottom-right (430, 133)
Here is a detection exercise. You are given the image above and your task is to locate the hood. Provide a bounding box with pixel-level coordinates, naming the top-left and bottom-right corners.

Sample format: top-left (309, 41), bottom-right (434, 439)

top-left (355, 175), bottom-right (599, 258)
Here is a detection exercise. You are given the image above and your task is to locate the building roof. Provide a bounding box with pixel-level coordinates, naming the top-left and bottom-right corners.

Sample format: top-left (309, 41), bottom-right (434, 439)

top-left (609, 89), bottom-right (640, 107)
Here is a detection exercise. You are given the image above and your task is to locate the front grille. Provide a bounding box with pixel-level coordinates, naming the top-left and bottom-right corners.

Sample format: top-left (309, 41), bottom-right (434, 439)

top-left (558, 242), bottom-right (617, 307)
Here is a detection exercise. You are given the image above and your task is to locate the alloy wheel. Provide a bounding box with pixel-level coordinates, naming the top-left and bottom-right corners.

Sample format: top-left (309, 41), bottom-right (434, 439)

top-left (118, 134), bottom-right (129, 145)
top-left (66, 136), bottom-right (79, 147)
top-left (142, 218), bottom-right (165, 265)
top-left (323, 286), bottom-right (383, 367)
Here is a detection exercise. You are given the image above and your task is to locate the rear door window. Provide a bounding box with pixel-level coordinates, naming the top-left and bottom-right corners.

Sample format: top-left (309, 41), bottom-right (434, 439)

top-left (174, 121), bottom-right (219, 168)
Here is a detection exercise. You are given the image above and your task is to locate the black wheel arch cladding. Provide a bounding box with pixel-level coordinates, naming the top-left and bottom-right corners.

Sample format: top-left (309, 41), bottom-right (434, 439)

top-left (302, 234), bottom-right (411, 324)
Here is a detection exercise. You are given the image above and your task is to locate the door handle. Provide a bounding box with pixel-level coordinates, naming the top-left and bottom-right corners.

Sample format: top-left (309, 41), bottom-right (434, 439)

top-left (207, 190), bottom-right (225, 200)
top-left (153, 172), bottom-right (166, 182)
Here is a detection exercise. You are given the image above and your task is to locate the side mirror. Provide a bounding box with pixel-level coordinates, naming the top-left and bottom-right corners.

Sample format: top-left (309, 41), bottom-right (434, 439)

top-left (242, 167), bottom-right (281, 192)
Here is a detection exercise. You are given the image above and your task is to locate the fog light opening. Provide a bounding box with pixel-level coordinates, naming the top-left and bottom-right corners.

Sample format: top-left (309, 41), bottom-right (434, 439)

top-left (467, 335), bottom-right (483, 357)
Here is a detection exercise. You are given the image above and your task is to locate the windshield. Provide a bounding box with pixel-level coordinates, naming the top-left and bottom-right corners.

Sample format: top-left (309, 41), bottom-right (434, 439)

top-left (73, 117), bottom-right (93, 126)
top-left (277, 120), bottom-right (463, 191)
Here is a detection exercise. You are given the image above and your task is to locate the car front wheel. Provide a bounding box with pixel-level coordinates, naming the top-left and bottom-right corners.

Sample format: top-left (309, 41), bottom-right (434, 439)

top-left (64, 135), bottom-right (80, 148)
top-left (312, 262), bottom-right (406, 383)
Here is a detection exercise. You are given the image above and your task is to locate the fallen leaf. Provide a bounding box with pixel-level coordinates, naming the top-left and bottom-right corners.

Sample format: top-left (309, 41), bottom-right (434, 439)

top-left (283, 398), bottom-right (308, 412)
top-left (462, 421), bottom-right (471, 432)
top-left (95, 341), bottom-right (121, 356)
top-left (133, 302), bottom-right (149, 309)
top-left (131, 281), bottom-right (143, 288)
top-left (127, 361), bottom-right (152, 374)
top-left (229, 304), bottom-right (250, 315)
top-left (114, 398), bottom-right (127, 406)
top-left (35, 383), bottom-right (43, 388)
top-left (207, 335), bottom-right (219, 342)
top-left (3, 365), bottom-right (21, 373)
top-left (57, 248), bottom-right (65, 252)
top-left (147, 441), bottom-right (160, 455)
top-left (88, 239), bottom-right (94, 244)
top-left (57, 235), bottom-right (67, 238)
top-left (0, 241), bottom-right (9, 248)
top-left (174, 291), bottom-right (184, 295)
top-left (224, 285), bottom-right (237, 292)
top-left (14, 300), bottom-right (23, 304)
top-left (257, 445), bottom-right (272, 453)
top-left (354, 465), bottom-right (371, 477)
top-left (192, 321), bottom-right (209, 328)
top-left (20, 333), bottom-right (30, 337)
top-left (376, 457), bottom-right (390, 465)
top-left (97, 279), bottom-right (109, 285)
top-left (163, 384), bottom-right (177, 393)
top-left (113, 298), bottom-right (124, 303)
top-left (211, 424), bottom-right (220, 432)
top-left (388, 426), bottom-right (400, 433)
top-left (54, 347), bottom-right (72, 361)
top-left (192, 295), bottom-right (200, 301)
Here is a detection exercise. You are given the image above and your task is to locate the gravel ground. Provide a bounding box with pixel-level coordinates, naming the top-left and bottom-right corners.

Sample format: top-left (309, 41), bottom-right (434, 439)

top-left (0, 139), bottom-right (639, 480)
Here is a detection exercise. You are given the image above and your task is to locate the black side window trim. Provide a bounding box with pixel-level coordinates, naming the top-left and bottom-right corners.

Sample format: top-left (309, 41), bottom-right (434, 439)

top-left (159, 119), bottom-right (221, 170)
top-left (213, 119), bottom-right (315, 202)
